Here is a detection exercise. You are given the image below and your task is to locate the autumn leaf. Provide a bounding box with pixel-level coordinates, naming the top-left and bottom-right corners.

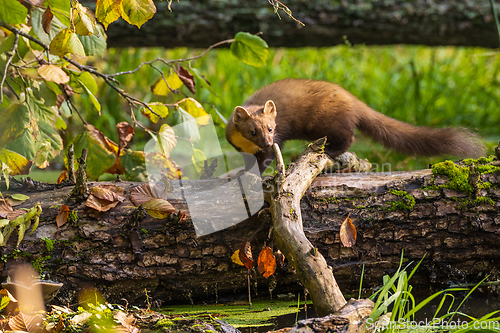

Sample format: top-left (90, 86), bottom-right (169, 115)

top-left (0, 199), bottom-right (13, 219)
top-left (38, 64), bottom-right (70, 84)
top-left (130, 183), bottom-right (168, 206)
top-left (56, 205), bottom-right (69, 228)
top-left (231, 249), bottom-right (245, 266)
top-left (340, 214), bottom-right (357, 247)
top-left (177, 98), bottom-right (210, 126)
top-left (114, 310), bottom-right (140, 333)
top-left (239, 240), bottom-right (253, 270)
top-left (7, 194), bottom-right (29, 207)
top-left (157, 124), bottom-right (177, 157)
top-left (85, 185), bottom-right (126, 212)
top-left (257, 246), bottom-right (276, 278)
top-left (56, 169), bottom-right (68, 183)
top-left (142, 198), bottom-right (175, 219)
top-left (151, 74), bottom-right (183, 96)
top-left (95, 0), bottom-right (123, 29)
top-left (177, 65), bottom-right (195, 94)
top-left (8, 312), bottom-right (43, 332)
top-left (116, 122), bottom-right (134, 152)
top-left (141, 103), bottom-right (169, 124)
top-left (120, 0), bottom-right (156, 28)
top-left (41, 6), bottom-right (53, 34)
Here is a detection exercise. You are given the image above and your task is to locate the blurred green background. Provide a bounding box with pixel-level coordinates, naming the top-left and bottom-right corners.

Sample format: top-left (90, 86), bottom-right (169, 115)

top-left (30, 45), bottom-right (500, 182)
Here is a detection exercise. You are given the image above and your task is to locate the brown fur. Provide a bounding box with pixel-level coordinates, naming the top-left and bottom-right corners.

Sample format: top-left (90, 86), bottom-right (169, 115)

top-left (226, 79), bottom-right (485, 173)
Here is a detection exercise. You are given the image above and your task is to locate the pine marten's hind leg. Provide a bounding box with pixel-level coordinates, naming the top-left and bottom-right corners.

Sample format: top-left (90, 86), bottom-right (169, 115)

top-left (323, 133), bottom-right (355, 159)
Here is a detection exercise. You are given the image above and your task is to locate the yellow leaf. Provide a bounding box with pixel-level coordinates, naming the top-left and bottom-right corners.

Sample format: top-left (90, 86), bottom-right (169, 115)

top-left (231, 250), bottom-right (244, 266)
top-left (177, 98), bottom-right (210, 126)
top-left (141, 102), bottom-right (169, 123)
top-left (38, 64), bottom-right (69, 84)
top-left (95, 0), bottom-right (123, 29)
top-left (49, 28), bottom-right (85, 57)
top-left (151, 74), bottom-right (183, 96)
top-left (120, 0), bottom-right (156, 28)
top-left (157, 124), bottom-right (177, 157)
top-left (143, 198), bottom-right (175, 219)
top-left (74, 3), bottom-right (97, 36)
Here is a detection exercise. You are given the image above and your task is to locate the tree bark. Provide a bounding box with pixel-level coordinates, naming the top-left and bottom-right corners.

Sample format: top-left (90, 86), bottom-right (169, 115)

top-left (88, 0), bottom-right (500, 49)
top-left (1, 157), bottom-right (499, 306)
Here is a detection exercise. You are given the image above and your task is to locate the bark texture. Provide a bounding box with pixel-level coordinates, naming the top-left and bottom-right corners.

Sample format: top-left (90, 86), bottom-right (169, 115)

top-left (1, 158), bottom-right (500, 307)
top-left (86, 0), bottom-right (500, 48)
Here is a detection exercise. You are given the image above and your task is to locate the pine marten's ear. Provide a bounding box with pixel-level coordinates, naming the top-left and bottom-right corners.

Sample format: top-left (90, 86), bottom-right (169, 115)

top-left (263, 100), bottom-right (276, 116)
top-left (234, 106), bottom-right (251, 124)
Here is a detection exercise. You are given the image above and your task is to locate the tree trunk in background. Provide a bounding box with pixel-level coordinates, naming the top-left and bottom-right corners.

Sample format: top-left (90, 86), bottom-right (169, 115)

top-left (1, 163), bottom-right (500, 306)
top-left (85, 0), bottom-right (500, 49)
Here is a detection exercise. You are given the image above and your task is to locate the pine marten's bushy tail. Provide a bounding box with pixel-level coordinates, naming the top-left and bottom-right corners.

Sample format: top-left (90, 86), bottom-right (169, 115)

top-left (357, 104), bottom-right (486, 158)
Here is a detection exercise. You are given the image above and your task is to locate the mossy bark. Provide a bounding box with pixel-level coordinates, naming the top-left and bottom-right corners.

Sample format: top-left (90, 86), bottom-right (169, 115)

top-left (1, 159), bottom-right (500, 306)
top-left (82, 0), bottom-right (500, 48)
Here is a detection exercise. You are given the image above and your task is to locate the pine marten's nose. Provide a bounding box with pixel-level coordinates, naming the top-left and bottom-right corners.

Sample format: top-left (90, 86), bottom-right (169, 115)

top-left (264, 141), bottom-right (273, 148)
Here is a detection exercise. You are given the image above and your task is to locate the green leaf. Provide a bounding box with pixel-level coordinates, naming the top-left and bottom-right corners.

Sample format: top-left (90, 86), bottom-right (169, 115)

top-left (141, 102), bottom-right (169, 124)
top-left (191, 148), bottom-right (206, 173)
top-left (78, 79), bottom-right (101, 114)
top-left (36, 121), bottom-right (63, 168)
top-left (55, 115), bottom-right (67, 130)
top-left (0, 148), bottom-right (33, 176)
top-left (1, 163), bottom-right (11, 190)
top-left (121, 0), bottom-right (156, 28)
top-left (34, 82), bottom-right (58, 107)
top-left (156, 124), bottom-right (177, 157)
top-left (49, 28), bottom-right (85, 58)
top-left (0, 0), bottom-right (28, 25)
top-left (230, 32), bottom-right (269, 67)
top-left (121, 149), bottom-right (147, 182)
top-left (75, 71), bottom-right (98, 94)
top-left (0, 103), bottom-right (30, 148)
top-left (48, 0), bottom-right (71, 26)
top-left (4, 129), bottom-right (36, 160)
top-left (77, 25), bottom-right (107, 57)
top-left (69, 125), bottom-right (118, 180)
top-left (26, 89), bottom-right (58, 124)
top-left (10, 194), bottom-right (29, 201)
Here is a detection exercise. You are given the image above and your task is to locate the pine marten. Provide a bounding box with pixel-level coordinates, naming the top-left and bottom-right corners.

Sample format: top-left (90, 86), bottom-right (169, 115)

top-left (226, 79), bottom-right (485, 174)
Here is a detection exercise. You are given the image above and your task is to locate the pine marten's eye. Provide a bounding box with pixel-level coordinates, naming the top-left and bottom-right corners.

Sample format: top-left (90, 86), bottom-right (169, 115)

top-left (268, 127), bottom-right (273, 132)
top-left (251, 130), bottom-right (257, 136)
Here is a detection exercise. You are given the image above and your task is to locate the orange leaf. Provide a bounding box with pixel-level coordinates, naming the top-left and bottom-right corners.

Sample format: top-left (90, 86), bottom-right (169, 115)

top-left (257, 246), bottom-right (276, 278)
top-left (56, 205), bottom-right (69, 228)
top-left (231, 250), bottom-right (244, 266)
top-left (38, 64), bottom-right (69, 84)
top-left (0, 199), bottom-right (13, 219)
top-left (239, 240), bottom-right (253, 270)
top-left (8, 312), bottom-right (43, 332)
top-left (340, 214), bottom-right (357, 247)
top-left (56, 170), bottom-right (68, 184)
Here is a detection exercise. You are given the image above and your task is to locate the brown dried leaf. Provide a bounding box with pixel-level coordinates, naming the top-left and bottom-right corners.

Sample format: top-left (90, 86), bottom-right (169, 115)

top-left (57, 169), bottom-right (68, 184)
top-left (130, 183), bottom-right (168, 207)
top-left (116, 122), bottom-right (135, 152)
top-left (340, 214), bottom-right (357, 247)
top-left (0, 199), bottom-right (13, 219)
top-left (142, 198), bottom-right (175, 219)
top-left (56, 205), bottom-right (69, 228)
top-left (9, 312), bottom-right (43, 332)
top-left (85, 195), bottom-right (120, 212)
top-left (42, 6), bottom-right (54, 34)
top-left (257, 246), bottom-right (276, 278)
top-left (91, 184), bottom-right (126, 202)
top-left (114, 311), bottom-right (140, 333)
top-left (239, 240), bottom-right (253, 270)
top-left (177, 65), bottom-right (195, 94)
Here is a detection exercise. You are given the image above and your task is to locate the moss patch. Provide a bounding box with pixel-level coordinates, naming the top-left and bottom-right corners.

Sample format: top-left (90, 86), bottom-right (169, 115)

top-left (431, 160), bottom-right (472, 193)
top-left (161, 299), bottom-right (310, 329)
top-left (389, 190), bottom-right (416, 212)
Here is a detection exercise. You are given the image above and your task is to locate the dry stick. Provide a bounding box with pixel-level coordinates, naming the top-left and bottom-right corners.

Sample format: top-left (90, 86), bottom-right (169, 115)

top-left (269, 138), bottom-right (347, 316)
top-left (67, 144), bottom-right (76, 183)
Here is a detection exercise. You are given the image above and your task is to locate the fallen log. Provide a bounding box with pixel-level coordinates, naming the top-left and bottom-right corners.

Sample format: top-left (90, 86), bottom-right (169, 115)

top-left (0, 155), bottom-right (499, 306)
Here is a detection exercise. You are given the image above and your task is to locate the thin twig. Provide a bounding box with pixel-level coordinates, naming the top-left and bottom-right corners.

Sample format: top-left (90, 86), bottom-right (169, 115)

top-left (268, 0), bottom-right (305, 26)
top-left (109, 39), bottom-right (235, 77)
top-left (0, 32), bottom-right (19, 103)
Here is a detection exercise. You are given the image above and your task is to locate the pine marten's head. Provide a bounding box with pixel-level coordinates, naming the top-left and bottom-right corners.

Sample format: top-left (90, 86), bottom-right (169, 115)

top-left (233, 100), bottom-right (277, 150)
